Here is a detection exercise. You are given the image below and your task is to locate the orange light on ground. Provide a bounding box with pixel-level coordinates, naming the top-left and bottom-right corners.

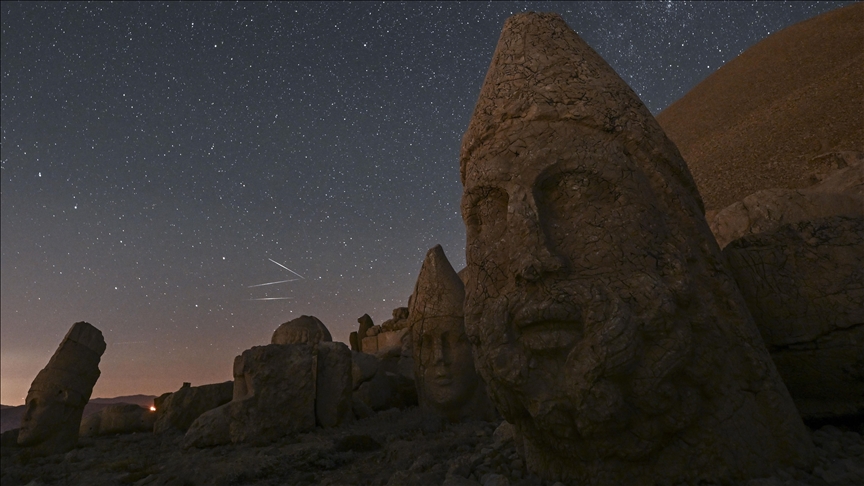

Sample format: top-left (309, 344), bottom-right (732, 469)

top-left (149, 406), bottom-right (156, 412)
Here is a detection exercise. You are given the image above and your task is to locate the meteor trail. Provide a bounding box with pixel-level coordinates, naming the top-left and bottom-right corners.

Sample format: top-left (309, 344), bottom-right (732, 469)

top-left (247, 278), bottom-right (301, 288)
top-left (268, 258), bottom-right (305, 279)
top-left (248, 297), bottom-right (294, 301)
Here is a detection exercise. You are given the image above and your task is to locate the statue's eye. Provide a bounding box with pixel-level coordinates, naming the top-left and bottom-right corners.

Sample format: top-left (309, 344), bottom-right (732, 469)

top-left (464, 186), bottom-right (508, 235)
top-left (536, 170), bottom-right (615, 214)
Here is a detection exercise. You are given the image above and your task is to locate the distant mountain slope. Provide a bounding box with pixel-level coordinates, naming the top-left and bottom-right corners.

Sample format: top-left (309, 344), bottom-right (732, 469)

top-left (0, 395), bottom-right (156, 433)
top-left (657, 2), bottom-right (863, 211)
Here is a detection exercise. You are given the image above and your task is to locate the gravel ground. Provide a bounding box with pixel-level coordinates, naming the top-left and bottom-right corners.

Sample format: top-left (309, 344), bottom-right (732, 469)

top-left (1, 408), bottom-right (861, 486)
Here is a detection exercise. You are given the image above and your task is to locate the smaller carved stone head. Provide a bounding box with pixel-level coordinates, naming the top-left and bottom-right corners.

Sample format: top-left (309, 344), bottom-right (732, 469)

top-left (410, 245), bottom-right (497, 422)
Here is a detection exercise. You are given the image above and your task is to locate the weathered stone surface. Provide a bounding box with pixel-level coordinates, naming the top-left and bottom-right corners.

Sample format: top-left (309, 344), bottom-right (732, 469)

top-left (316, 342), bottom-right (354, 428)
top-left (709, 160), bottom-right (863, 248)
top-left (409, 245), bottom-right (497, 422)
top-left (153, 381), bottom-right (233, 434)
top-left (349, 331), bottom-right (359, 351)
top-left (352, 351), bottom-right (380, 389)
top-left (183, 344), bottom-right (316, 447)
top-left (460, 12), bottom-right (814, 483)
top-left (724, 216), bottom-right (864, 419)
top-left (361, 336), bottom-right (378, 354)
top-left (271, 315), bottom-right (332, 345)
top-left (17, 322), bottom-right (106, 455)
top-left (375, 328), bottom-right (409, 358)
top-left (79, 404), bottom-right (155, 437)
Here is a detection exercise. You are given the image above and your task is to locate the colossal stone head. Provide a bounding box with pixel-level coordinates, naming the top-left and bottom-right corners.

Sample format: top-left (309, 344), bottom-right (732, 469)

top-left (409, 245), bottom-right (497, 422)
top-left (460, 12), bottom-right (813, 483)
top-left (18, 322), bottom-right (106, 454)
top-left (272, 315), bottom-right (332, 345)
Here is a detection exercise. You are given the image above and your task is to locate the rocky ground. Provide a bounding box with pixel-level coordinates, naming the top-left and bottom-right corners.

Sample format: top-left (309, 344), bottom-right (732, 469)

top-left (1, 408), bottom-right (862, 486)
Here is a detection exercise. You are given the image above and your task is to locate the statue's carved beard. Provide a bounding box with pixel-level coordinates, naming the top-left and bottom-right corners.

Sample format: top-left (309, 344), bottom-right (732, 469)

top-left (466, 262), bottom-right (699, 461)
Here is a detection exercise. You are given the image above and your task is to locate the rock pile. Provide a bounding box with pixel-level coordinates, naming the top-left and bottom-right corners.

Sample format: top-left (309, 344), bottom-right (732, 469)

top-left (153, 381), bottom-right (233, 434)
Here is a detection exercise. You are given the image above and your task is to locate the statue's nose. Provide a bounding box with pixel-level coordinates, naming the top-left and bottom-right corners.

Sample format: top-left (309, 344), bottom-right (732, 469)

top-left (509, 200), bottom-right (564, 282)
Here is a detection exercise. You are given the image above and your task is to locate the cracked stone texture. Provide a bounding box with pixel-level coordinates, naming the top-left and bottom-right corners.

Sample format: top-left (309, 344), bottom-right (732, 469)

top-left (183, 344), bottom-right (317, 448)
top-left (709, 158), bottom-right (863, 249)
top-left (271, 315), bottom-right (333, 345)
top-left (459, 12), bottom-right (814, 484)
top-left (153, 381), bottom-right (233, 434)
top-left (723, 216), bottom-right (864, 420)
top-left (17, 321), bottom-right (106, 456)
top-left (409, 245), bottom-right (498, 423)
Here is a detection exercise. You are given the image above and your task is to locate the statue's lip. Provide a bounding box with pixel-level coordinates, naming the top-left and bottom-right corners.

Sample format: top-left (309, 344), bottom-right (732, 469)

top-left (511, 302), bottom-right (581, 351)
top-left (511, 302), bottom-right (581, 330)
top-left (516, 320), bottom-right (581, 352)
top-left (431, 376), bottom-right (453, 386)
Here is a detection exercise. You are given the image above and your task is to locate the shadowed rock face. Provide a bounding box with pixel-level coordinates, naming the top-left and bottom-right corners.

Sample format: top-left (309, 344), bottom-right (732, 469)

top-left (18, 322), bottom-right (106, 455)
top-left (724, 216), bottom-right (864, 420)
top-left (409, 245), bottom-right (497, 422)
top-left (460, 12), bottom-right (814, 483)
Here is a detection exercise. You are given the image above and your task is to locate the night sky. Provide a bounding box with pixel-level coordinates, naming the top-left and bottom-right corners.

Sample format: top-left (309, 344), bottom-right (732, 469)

top-left (1, 1), bottom-right (851, 405)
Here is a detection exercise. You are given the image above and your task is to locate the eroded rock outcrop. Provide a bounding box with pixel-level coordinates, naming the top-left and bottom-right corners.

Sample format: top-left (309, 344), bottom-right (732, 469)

top-left (153, 381), bottom-right (233, 434)
top-left (17, 322), bottom-right (106, 455)
top-left (724, 216), bottom-right (864, 420)
top-left (79, 404), bottom-right (155, 437)
top-left (409, 245), bottom-right (497, 422)
top-left (459, 12), bottom-right (814, 483)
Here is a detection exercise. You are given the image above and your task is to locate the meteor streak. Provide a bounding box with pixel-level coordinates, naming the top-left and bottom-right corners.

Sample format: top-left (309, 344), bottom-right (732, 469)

top-left (247, 278), bottom-right (301, 288)
top-left (248, 297), bottom-right (294, 301)
top-left (268, 258), bottom-right (305, 279)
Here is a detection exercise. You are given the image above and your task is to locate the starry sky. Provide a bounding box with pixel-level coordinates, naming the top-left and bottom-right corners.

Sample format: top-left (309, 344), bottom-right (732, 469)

top-left (1, 1), bottom-right (852, 405)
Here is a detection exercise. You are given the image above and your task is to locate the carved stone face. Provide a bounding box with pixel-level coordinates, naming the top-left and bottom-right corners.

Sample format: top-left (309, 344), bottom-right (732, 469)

top-left (17, 387), bottom-right (74, 446)
top-left (415, 318), bottom-right (479, 412)
top-left (462, 126), bottom-right (696, 458)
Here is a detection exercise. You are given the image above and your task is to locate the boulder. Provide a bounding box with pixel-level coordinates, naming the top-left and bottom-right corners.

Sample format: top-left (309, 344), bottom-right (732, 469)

top-left (723, 216), bottom-right (864, 419)
top-left (316, 342), bottom-right (354, 428)
top-left (153, 381), bottom-right (233, 434)
top-left (79, 404), bottom-right (155, 437)
top-left (709, 159), bottom-right (863, 248)
top-left (183, 344), bottom-right (317, 447)
top-left (271, 315), bottom-right (332, 345)
top-left (459, 12), bottom-right (813, 483)
top-left (17, 322), bottom-right (106, 455)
